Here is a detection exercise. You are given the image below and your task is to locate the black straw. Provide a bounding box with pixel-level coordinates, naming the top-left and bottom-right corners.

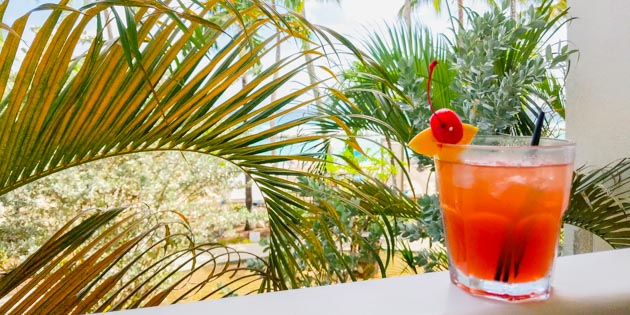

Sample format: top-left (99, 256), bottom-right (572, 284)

top-left (494, 110), bottom-right (546, 283)
top-left (530, 111), bottom-right (545, 146)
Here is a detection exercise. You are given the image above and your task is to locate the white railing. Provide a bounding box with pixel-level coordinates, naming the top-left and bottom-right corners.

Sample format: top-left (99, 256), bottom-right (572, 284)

top-left (104, 248), bottom-right (630, 315)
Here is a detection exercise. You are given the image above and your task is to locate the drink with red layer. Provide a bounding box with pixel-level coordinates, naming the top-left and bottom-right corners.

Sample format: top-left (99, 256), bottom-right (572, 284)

top-left (435, 136), bottom-right (575, 302)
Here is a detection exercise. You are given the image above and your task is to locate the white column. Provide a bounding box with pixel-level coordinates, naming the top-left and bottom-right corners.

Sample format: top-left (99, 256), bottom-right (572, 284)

top-left (565, 0), bottom-right (630, 254)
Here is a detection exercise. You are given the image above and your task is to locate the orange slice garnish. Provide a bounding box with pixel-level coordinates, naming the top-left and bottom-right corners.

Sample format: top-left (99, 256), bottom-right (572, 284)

top-left (408, 123), bottom-right (478, 157)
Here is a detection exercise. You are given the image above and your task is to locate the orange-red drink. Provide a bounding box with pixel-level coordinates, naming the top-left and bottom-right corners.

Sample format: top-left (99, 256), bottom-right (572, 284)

top-left (435, 136), bottom-right (575, 302)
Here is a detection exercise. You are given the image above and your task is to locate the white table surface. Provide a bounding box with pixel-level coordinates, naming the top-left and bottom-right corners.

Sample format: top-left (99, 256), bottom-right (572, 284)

top-left (106, 248), bottom-right (630, 315)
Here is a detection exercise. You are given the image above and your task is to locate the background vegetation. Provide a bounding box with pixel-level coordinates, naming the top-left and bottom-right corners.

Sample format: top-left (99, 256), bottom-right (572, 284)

top-left (0, 0), bottom-right (629, 314)
top-left (0, 152), bottom-right (260, 271)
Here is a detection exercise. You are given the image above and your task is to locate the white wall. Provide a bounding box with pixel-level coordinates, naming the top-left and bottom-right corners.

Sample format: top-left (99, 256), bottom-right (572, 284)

top-left (566, 0), bottom-right (630, 166)
top-left (565, 0), bottom-right (630, 253)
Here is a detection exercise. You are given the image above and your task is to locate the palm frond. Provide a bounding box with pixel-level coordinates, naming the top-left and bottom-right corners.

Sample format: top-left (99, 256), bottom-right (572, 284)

top-left (0, 0), bottom-right (427, 305)
top-left (504, 1), bottom-right (574, 136)
top-left (323, 22), bottom-right (454, 142)
top-left (0, 206), bottom-right (277, 315)
top-left (0, 0), bottom-right (325, 194)
top-left (564, 159), bottom-right (630, 249)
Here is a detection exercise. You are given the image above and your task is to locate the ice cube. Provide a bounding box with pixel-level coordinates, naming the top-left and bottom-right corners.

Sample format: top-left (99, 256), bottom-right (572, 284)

top-left (451, 165), bottom-right (475, 189)
top-left (490, 175), bottom-right (529, 198)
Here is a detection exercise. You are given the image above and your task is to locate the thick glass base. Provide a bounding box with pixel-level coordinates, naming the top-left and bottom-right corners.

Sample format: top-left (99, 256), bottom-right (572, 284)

top-left (450, 267), bottom-right (551, 302)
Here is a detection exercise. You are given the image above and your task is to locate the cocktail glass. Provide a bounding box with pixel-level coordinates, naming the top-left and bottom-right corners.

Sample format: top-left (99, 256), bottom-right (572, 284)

top-left (434, 135), bottom-right (575, 302)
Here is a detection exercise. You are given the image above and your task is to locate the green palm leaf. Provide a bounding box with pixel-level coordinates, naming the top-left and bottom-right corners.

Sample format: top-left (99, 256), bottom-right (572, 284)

top-left (0, 0), bottom-right (424, 310)
top-left (0, 206), bottom-right (278, 314)
top-left (564, 159), bottom-right (630, 249)
top-left (330, 22), bottom-right (454, 142)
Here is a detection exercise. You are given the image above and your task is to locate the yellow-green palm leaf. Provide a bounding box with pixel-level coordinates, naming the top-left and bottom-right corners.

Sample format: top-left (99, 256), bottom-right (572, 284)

top-left (0, 1), bottom-right (423, 312)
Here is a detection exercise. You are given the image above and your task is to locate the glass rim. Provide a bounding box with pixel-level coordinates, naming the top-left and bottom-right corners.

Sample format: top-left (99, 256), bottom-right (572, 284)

top-left (439, 135), bottom-right (575, 151)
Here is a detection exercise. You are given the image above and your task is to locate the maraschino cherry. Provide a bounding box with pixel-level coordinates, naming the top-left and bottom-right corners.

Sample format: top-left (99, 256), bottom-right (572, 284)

top-left (426, 60), bottom-right (463, 144)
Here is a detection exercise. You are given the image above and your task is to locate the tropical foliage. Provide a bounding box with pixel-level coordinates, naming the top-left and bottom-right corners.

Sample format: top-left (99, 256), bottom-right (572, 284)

top-left (0, 0), bottom-right (418, 313)
top-left (0, 151), bottom-right (255, 271)
top-left (0, 206), bottom-right (277, 313)
top-left (565, 159), bottom-right (630, 249)
top-left (450, 1), bottom-right (573, 136)
top-left (1, 0), bottom-right (629, 314)
top-left (338, 0), bottom-right (630, 271)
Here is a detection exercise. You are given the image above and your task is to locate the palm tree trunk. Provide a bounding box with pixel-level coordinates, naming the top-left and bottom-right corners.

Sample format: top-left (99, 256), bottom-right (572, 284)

top-left (103, 9), bottom-right (114, 40)
top-left (403, 0), bottom-right (412, 26)
top-left (270, 0), bottom-right (280, 158)
top-left (510, 0), bottom-right (516, 19)
top-left (457, 0), bottom-right (464, 24)
top-left (299, 6), bottom-right (321, 103)
top-left (242, 75), bottom-right (253, 231)
top-left (385, 138), bottom-right (398, 188)
top-left (245, 176), bottom-right (252, 209)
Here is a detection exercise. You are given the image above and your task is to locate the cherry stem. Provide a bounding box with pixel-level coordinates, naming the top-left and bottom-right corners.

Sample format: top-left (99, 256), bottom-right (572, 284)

top-left (427, 60), bottom-right (445, 126)
top-left (427, 60), bottom-right (438, 114)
